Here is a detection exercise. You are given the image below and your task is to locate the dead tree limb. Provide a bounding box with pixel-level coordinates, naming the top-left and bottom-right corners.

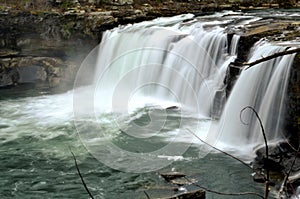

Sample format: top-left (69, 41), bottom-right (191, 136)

top-left (71, 151), bottom-right (95, 199)
top-left (244, 48), bottom-right (300, 70)
top-left (240, 106), bottom-right (269, 199)
top-left (184, 177), bottom-right (264, 198)
top-left (143, 191), bottom-right (151, 199)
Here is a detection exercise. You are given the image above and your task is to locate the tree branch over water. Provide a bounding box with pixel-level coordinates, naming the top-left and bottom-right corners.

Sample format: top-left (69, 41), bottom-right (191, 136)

top-left (143, 191), bottom-right (151, 199)
top-left (244, 48), bottom-right (300, 70)
top-left (71, 151), bottom-right (95, 199)
top-left (240, 106), bottom-right (270, 199)
top-left (186, 128), bottom-right (252, 169)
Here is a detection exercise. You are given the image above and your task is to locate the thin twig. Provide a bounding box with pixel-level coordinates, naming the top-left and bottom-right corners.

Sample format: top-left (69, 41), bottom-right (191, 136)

top-left (184, 177), bottom-right (264, 198)
top-left (143, 191), bottom-right (151, 199)
top-left (278, 131), bottom-right (299, 152)
top-left (240, 106), bottom-right (269, 199)
top-left (279, 146), bottom-right (300, 199)
top-left (279, 175), bottom-right (289, 199)
top-left (286, 146), bottom-right (300, 180)
top-left (71, 151), bottom-right (95, 199)
top-left (288, 183), bottom-right (300, 199)
top-left (244, 48), bottom-right (300, 70)
top-left (186, 128), bottom-right (252, 169)
top-left (240, 107), bottom-right (269, 178)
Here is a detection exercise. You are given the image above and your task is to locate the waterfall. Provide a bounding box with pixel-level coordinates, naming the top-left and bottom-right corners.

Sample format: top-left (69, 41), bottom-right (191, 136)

top-left (82, 14), bottom-right (239, 117)
top-left (229, 34), bottom-right (240, 56)
top-left (72, 13), bottom-right (298, 173)
top-left (216, 41), bottom-right (295, 158)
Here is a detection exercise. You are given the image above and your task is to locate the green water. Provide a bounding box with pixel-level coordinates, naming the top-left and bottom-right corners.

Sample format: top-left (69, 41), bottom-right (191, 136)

top-left (0, 85), bottom-right (267, 199)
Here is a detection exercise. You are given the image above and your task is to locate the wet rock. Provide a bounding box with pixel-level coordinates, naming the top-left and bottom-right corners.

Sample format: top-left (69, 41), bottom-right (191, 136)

top-left (161, 189), bottom-right (205, 199)
top-left (0, 66), bottom-right (19, 87)
top-left (166, 106), bottom-right (179, 110)
top-left (170, 178), bottom-right (197, 186)
top-left (252, 172), bottom-right (265, 183)
top-left (160, 172), bottom-right (186, 182)
top-left (252, 142), bottom-right (300, 186)
top-left (224, 63), bottom-right (242, 97)
top-left (0, 56), bottom-right (67, 87)
top-left (286, 53), bottom-right (300, 148)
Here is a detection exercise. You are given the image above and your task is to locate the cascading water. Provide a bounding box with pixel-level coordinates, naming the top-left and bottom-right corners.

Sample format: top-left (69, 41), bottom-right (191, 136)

top-left (216, 41), bottom-right (296, 158)
top-left (80, 14), bottom-right (239, 117)
top-left (72, 13), bottom-right (243, 172)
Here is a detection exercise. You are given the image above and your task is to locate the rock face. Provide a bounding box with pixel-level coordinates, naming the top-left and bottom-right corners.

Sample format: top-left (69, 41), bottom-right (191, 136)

top-left (286, 54), bottom-right (300, 148)
top-left (0, 9), bottom-right (118, 88)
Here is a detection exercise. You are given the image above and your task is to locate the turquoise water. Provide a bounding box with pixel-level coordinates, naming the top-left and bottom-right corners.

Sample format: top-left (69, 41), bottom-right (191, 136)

top-left (0, 85), bottom-right (267, 199)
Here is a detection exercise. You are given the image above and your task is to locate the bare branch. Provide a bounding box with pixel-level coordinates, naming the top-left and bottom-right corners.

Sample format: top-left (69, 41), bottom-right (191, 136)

top-left (186, 128), bottom-right (252, 169)
top-left (144, 191), bottom-right (151, 199)
top-left (288, 183), bottom-right (300, 199)
top-left (184, 177), bottom-right (264, 198)
top-left (279, 146), bottom-right (300, 198)
top-left (278, 131), bottom-right (299, 152)
top-left (244, 48), bottom-right (300, 70)
top-left (240, 106), bottom-right (269, 199)
top-left (71, 151), bottom-right (95, 199)
top-left (240, 106), bottom-right (269, 178)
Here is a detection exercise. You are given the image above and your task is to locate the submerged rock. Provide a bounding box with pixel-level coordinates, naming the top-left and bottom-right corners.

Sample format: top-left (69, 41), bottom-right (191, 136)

top-left (160, 172), bottom-right (186, 182)
top-left (170, 178), bottom-right (197, 186)
top-left (166, 106), bottom-right (179, 110)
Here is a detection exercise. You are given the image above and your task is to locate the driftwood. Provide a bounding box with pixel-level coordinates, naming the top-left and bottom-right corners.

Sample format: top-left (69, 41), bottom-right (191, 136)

top-left (244, 47), bottom-right (300, 70)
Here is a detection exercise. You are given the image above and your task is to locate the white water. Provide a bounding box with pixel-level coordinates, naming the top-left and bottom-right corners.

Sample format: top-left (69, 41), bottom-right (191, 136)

top-left (71, 14), bottom-right (245, 172)
top-left (80, 14), bottom-right (239, 117)
top-left (216, 41), bottom-right (296, 158)
top-left (74, 14), bottom-right (297, 160)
